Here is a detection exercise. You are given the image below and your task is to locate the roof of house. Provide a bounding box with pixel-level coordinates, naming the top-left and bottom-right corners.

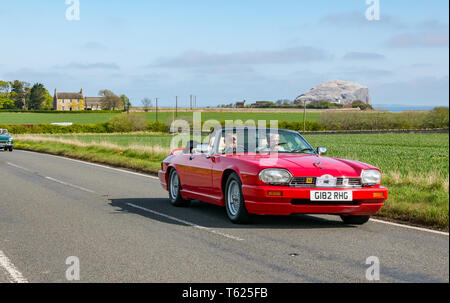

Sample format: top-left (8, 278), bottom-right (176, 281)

top-left (55, 92), bottom-right (83, 99)
top-left (85, 97), bottom-right (103, 102)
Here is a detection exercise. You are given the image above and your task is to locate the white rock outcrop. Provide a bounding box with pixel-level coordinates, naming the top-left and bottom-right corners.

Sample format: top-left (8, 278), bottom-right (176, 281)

top-left (295, 80), bottom-right (371, 105)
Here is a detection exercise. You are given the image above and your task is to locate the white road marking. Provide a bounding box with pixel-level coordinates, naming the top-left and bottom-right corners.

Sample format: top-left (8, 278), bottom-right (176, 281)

top-left (0, 250), bottom-right (28, 283)
top-left (370, 218), bottom-right (449, 236)
top-left (45, 176), bottom-right (97, 194)
top-left (6, 162), bottom-right (32, 172)
top-left (17, 150), bottom-right (159, 179)
top-left (126, 203), bottom-right (245, 241)
top-left (7, 161), bottom-right (96, 194)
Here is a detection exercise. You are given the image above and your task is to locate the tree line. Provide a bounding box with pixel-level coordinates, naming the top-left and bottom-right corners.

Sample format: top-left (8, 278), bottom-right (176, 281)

top-left (0, 80), bottom-right (53, 110)
top-left (98, 89), bottom-right (131, 111)
top-left (0, 80), bottom-right (131, 111)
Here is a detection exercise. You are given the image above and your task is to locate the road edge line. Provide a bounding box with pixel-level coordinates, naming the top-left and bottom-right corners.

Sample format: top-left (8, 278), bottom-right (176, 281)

top-left (370, 218), bottom-right (449, 236)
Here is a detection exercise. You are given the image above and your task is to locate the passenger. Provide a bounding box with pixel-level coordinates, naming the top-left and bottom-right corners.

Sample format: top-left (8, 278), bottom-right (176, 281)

top-left (223, 133), bottom-right (237, 154)
top-left (268, 133), bottom-right (285, 152)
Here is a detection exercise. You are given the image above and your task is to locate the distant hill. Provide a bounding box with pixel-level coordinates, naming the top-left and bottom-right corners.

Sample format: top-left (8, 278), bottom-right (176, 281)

top-left (295, 80), bottom-right (371, 105)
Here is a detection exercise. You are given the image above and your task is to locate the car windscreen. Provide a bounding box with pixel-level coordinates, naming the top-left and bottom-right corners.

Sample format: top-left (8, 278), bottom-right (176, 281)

top-left (217, 129), bottom-right (315, 154)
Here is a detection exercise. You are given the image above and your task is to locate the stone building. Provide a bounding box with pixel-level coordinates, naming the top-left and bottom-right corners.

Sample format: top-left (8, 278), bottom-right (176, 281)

top-left (53, 89), bottom-right (85, 111)
top-left (85, 97), bottom-right (103, 110)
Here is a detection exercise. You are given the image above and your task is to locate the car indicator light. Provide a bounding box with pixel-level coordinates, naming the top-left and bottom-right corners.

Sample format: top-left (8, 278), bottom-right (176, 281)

top-left (373, 192), bottom-right (384, 198)
top-left (267, 191), bottom-right (283, 196)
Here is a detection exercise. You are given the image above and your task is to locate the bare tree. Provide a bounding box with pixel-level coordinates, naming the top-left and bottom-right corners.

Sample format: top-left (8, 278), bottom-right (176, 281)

top-left (141, 97), bottom-right (152, 112)
top-left (99, 89), bottom-right (122, 110)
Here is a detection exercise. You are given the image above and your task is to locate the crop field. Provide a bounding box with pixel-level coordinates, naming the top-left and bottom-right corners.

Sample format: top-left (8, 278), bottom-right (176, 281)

top-left (0, 111), bottom-right (321, 125)
top-left (13, 132), bottom-right (449, 229)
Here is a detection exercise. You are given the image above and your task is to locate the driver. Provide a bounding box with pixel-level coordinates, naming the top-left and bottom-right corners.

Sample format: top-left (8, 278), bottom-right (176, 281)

top-left (268, 133), bottom-right (285, 152)
top-left (223, 132), bottom-right (237, 154)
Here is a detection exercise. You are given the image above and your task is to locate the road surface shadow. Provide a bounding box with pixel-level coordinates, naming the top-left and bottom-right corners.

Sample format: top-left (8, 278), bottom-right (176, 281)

top-left (109, 198), bottom-right (355, 230)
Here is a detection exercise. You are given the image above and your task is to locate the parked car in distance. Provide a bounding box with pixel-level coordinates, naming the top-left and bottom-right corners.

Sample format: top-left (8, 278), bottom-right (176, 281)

top-left (159, 127), bottom-right (388, 225)
top-left (0, 129), bottom-right (13, 152)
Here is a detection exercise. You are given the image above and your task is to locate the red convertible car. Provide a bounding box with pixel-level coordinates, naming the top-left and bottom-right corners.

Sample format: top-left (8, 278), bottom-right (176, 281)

top-left (158, 127), bottom-right (388, 225)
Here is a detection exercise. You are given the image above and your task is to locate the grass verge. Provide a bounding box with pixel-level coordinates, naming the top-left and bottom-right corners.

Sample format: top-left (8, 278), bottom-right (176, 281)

top-left (14, 137), bottom-right (168, 174)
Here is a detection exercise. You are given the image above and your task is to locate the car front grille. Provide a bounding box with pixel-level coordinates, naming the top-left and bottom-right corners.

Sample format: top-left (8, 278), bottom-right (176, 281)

top-left (290, 177), bottom-right (317, 186)
top-left (290, 177), bottom-right (362, 188)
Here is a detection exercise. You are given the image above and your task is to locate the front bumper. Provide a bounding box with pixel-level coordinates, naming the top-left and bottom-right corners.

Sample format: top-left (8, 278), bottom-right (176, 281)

top-left (242, 184), bottom-right (388, 216)
top-left (0, 143), bottom-right (13, 148)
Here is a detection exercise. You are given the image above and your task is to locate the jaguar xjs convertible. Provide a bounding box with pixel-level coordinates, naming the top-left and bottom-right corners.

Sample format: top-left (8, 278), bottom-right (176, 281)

top-left (158, 127), bottom-right (388, 225)
top-left (0, 129), bottom-right (13, 152)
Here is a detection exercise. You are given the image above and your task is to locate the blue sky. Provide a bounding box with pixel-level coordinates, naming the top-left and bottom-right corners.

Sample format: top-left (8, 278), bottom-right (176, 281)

top-left (0, 0), bottom-right (448, 107)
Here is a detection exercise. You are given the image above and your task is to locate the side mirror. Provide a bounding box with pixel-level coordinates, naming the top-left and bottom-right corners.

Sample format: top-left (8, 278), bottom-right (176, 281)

top-left (317, 146), bottom-right (327, 155)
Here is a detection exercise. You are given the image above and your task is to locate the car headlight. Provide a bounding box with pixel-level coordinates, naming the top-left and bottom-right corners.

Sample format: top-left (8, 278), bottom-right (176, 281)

top-left (258, 168), bottom-right (292, 185)
top-left (361, 169), bottom-right (381, 186)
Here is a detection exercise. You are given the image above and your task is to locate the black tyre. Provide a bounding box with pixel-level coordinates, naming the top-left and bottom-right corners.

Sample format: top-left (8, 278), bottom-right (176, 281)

top-left (8, 147), bottom-right (13, 152)
top-left (224, 173), bottom-right (249, 224)
top-left (340, 215), bottom-right (371, 225)
top-left (168, 169), bottom-right (190, 207)
top-left (3, 147), bottom-right (6, 151)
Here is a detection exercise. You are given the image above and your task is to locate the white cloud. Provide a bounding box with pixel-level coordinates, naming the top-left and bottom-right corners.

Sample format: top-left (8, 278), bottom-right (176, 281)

top-left (342, 52), bottom-right (386, 60)
top-left (320, 11), bottom-right (402, 28)
top-left (54, 62), bottom-right (120, 70)
top-left (82, 42), bottom-right (108, 51)
top-left (153, 46), bottom-right (329, 68)
top-left (387, 31), bottom-right (449, 48)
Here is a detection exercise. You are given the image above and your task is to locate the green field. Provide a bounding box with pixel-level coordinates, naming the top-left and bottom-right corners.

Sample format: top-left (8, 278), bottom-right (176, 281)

top-left (14, 132), bottom-right (449, 229)
top-left (0, 111), bottom-right (321, 125)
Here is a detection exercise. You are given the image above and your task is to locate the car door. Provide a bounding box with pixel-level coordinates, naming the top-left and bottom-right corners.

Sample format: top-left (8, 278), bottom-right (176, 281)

top-left (183, 153), bottom-right (213, 195)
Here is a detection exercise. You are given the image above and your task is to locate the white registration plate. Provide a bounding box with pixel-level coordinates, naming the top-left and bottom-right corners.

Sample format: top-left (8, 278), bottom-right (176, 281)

top-left (310, 191), bottom-right (353, 201)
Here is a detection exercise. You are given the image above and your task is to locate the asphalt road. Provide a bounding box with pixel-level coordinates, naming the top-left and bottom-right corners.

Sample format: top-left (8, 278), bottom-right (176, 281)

top-left (0, 150), bottom-right (448, 283)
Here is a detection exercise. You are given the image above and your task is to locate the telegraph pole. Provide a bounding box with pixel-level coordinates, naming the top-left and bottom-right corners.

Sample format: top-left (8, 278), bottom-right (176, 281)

top-left (190, 95), bottom-right (192, 110)
top-left (303, 100), bottom-right (307, 132)
top-left (155, 98), bottom-right (159, 122)
top-left (175, 96), bottom-right (178, 118)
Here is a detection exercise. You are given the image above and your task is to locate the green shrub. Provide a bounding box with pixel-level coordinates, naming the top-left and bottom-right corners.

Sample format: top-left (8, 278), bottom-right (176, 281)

top-left (427, 107), bottom-right (449, 129)
top-left (0, 109), bottom-right (123, 114)
top-left (147, 121), bottom-right (169, 133)
top-left (108, 113), bottom-right (148, 132)
top-left (0, 123), bottom-right (112, 134)
top-left (318, 109), bottom-right (449, 130)
top-left (2, 107), bottom-right (448, 134)
top-left (210, 120), bottom-right (324, 132)
top-left (352, 100), bottom-right (374, 111)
